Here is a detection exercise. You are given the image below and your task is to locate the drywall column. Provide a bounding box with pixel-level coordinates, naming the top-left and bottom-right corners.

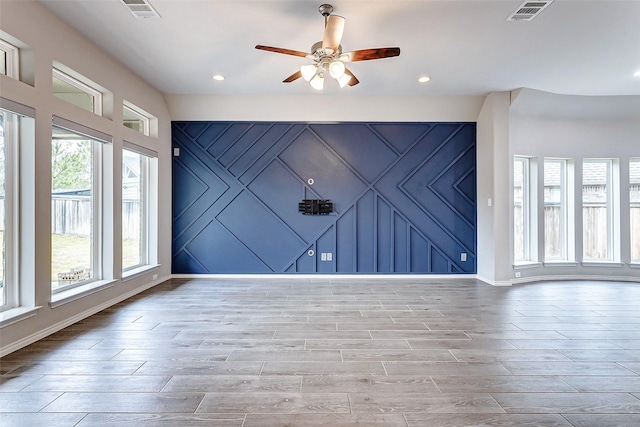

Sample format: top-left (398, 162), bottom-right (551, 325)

top-left (476, 92), bottom-right (512, 286)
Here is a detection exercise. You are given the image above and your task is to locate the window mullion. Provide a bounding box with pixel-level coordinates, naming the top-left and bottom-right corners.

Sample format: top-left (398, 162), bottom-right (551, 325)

top-left (93, 140), bottom-right (102, 281)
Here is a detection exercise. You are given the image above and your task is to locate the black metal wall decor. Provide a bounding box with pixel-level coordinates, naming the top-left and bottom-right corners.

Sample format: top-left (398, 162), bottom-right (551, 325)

top-left (299, 199), bottom-right (333, 215)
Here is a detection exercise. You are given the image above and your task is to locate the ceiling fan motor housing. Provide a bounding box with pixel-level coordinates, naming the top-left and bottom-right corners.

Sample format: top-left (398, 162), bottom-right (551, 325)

top-left (318, 4), bottom-right (334, 17)
top-left (311, 41), bottom-right (342, 58)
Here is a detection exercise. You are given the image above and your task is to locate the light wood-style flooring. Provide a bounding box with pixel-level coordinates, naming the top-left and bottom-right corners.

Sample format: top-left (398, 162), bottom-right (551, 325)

top-left (2, 277), bottom-right (640, 426)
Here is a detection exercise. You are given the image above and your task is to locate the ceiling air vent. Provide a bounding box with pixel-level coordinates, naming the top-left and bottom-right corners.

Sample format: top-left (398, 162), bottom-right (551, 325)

top-left (506, 0), bottom-right (553, 21)
top-left (120, 0), bottom-right (161, 19)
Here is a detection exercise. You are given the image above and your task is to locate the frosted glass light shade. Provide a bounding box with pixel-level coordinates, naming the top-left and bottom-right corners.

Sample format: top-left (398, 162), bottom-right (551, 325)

top-left (310, 73), bottom-right (324, 90)
top-left (329, 60), bottom-right (345, 79)
top-left (300, 64), bottom-right (317, 82)
top-left (337, 73), bottom-right (352, 88)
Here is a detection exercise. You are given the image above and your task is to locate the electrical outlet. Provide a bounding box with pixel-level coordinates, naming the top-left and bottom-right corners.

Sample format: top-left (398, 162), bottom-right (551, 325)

top-left (515, 272), bottom-right (521, 278)
top-left (460, 253), bottom-right (467, 262)
top-left (326, 253), bottom-right (332, 261)
top-left (321, 253), bottom-right (327, 261)
top-left (152, 274), bottom-right (158, 280)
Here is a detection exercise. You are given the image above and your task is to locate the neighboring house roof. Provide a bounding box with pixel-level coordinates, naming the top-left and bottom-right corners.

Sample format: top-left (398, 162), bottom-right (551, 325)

top-left (123, 156), bottom-right (140, 179)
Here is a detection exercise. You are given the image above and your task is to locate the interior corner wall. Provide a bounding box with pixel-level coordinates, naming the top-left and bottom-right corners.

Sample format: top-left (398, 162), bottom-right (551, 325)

top-left (0, 1), bottom-right (172, 356)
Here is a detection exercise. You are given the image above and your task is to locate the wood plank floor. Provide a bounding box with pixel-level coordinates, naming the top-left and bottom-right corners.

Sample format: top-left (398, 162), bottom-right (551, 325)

top-left (2, 277), bottom-right (640, 426)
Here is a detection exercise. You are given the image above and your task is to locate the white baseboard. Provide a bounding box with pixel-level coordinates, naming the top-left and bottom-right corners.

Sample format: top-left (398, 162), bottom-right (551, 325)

top-left (171, 273), bottom-right (479, 280)
top-left (511, 274), bottom-right (640, 285)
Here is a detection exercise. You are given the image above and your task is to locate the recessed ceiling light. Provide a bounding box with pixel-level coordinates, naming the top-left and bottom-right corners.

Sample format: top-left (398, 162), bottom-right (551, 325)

top-left (212, 74), bottom-right (225, 81)
top-left (634, 70), bottom-right (640, 78)
top-left (418, 76), bottom-right (431, 83)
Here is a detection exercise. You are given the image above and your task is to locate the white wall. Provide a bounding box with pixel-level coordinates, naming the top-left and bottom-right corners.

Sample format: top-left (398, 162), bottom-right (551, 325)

top-left (0, 1), bottom-right (172, 356)
top-left (165, 94), bottom-right (485, 122)
top-left (476, 92), bottom-right (513, 286)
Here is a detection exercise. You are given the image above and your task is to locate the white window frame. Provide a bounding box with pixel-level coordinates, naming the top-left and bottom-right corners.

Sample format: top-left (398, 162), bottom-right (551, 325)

top-left (121, 141), bottom-right (158, 277)
top-left (0, 38), bottom-right (19, 78)
top-left (52, 68), bottom-right (103, 116)
top-left (123, 103), bottom-right (150, 136)
top-left (582, 158), bottom-right (619, 262)
top-left (0, 110), bottom-right (18, 312)
top-left (514, 156), bottom-right (533, 263)
top-left (122, 147), bottom-right (151, 272)
top-left (51, 126), bottom-right (107, 295)
top-left (544, 158), bottom-right (569, 261)
top-left (630, 158), bottom-right (640, 263)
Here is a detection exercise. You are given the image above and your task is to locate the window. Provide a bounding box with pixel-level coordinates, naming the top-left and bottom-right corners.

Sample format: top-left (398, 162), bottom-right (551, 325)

top-left (53, 68), bottom-right (102, 115)
top-left (514, 156), bottom-right (531, 262)
top-left (0, 109), bottom-right (17, 311)
top-left (0, 102), bottom-right (35, 314)
top-left (544, 159), bottom-right (569, 260)
top-left (582, 159), bottom-right (616, 261)
top-left (122, 146), bottom-right (156, 272)
top-left (0, 38), bottom-right (18, 78)
top-left (123, 103), bottom-right (150, 135)
top-left (51, 126), bottom-right (105, 293)
top-left (631, 159), bottom-right (640, 263)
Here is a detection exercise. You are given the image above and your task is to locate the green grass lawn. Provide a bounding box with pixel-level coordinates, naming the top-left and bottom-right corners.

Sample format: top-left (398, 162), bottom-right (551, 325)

top-left (1, 231), bottom-right (140, 286)
top-left (52, 233), bottom-right (140, 281)
top-left (0, 231), bottom-right (139, 284)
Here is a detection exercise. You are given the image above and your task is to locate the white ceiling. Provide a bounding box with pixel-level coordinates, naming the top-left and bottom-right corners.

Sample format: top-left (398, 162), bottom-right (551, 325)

top-left (37, 0), bottom-right (640, 97)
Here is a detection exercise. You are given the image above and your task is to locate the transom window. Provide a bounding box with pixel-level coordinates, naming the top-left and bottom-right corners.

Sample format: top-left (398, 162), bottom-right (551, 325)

top-left (52, 68), bottom-right (103, 115)
top-left (0, 38), bottom-right (18, 78)
top-left (123, 103), bottom-right (150, 135)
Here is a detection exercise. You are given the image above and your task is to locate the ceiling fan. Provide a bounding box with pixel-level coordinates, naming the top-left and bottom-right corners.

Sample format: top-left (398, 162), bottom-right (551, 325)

top-left (255, 4), bottom-right (400, 90)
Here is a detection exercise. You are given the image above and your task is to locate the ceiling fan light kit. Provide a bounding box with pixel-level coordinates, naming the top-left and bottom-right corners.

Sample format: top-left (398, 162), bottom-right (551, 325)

top-left (255, 4), bottom-right (400, 90)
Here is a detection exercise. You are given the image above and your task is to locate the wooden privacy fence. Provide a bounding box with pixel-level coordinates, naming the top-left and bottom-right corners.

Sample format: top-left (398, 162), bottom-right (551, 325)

top-left (514, 205), bottom-right (640, 260)
top-left (50, 195), bottom-right (140, 239)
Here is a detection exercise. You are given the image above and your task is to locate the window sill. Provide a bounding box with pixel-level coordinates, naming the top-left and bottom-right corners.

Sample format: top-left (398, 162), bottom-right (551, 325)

top-left (0, 306), bottom-right (42, 329)
top-left (122, 264), bottom-right (160, 282)
top-left (513, 262), bottom-right (542, 270)
top-left (629, 263), bottom-right (640, 269)
top-left (543, 261), bottom-right (579, 267)
top-left (581, 261), bottom-right (624, 268)
top-left (50, 279), bottom-right (117, 309)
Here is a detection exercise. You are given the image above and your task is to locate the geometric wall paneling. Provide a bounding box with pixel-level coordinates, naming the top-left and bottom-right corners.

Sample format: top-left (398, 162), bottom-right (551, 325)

top-left (172, 121), bottom-right (476, 274)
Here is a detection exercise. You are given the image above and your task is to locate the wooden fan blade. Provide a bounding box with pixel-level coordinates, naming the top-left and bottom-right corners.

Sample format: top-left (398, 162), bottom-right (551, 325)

top-left (344, 47), bottom-right (401, 62)
top-left (283, 70), bottom-right (302, 83)
top-left (322, 15), bottom-right (345, 53)
top-left (255, 45), bottom-right (310, 58)
top-left (344, 68), bottom-right (359, 86)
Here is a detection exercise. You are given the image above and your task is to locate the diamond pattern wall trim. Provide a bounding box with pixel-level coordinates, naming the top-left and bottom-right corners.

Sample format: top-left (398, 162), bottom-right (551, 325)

top-left (172, 122), bottom-right (476, 274)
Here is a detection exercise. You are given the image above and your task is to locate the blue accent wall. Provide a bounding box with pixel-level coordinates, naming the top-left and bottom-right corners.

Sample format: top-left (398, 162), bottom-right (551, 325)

top-left (172, 122), bottom-right (476, 274)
